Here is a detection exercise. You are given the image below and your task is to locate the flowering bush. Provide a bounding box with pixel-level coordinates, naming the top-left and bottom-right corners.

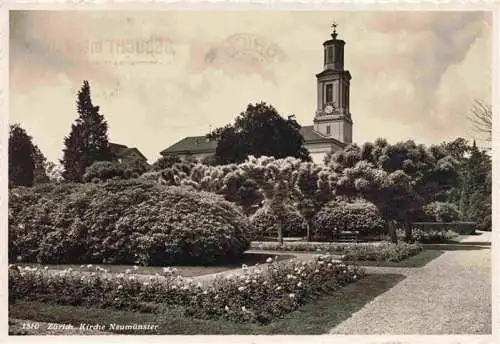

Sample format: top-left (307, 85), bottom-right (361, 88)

top-left (411, 229), bottom-right (458, 243)
top-left (312, 199), bottom-right (385, 241)
top-left (250, 206), bottom-right (307, 238)
top-left (9, 180), bottom-right (253, 265)
top-left (340, 242), bottom-right (423, 262)
top-left (9, 256), bottom-right (365, 324)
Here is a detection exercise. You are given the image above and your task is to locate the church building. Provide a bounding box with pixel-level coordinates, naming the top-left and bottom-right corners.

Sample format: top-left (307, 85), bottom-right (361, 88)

top-left (161, 25), bottom-right (353, 164)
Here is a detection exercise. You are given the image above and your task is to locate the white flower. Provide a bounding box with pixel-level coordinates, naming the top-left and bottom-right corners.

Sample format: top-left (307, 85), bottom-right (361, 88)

top-left (143, 282), bottom-right (149, 286)
top-left (203, 290), bottom-right (208, 295)
top-left (114, 297), bottom-right (119, 301)
top-left (266, 257), bottom-right (273, 263)
top-left (297, 282), bottom-right (303, 287)
top-left (44, 266), bottom-right (48, 270)
top-left (214, 295), bottom-right (219, 300)
top-left (225, 274), bottom-right (234, 280)
top-left (314, 269), bottom-right (319, 273)
top-left (225, 305), bottom-right (229, 311)
top-left (241, 306), bottom-right (247, 312)
top-left (242, 264), bottom-right (248, 270)
top-left (117, 285), bottom-right (123, 290)
top-left (245, 279), bottom-right (250, 284)
top-left (80, 265), bottom-right (85, 268)
top-left (125, 269), bottom-right (132, 274)
top-left (171, 285), bottom-right (177, 290)
top-left (327, 263), bottom-right (333, 268)
top-left (149, 276), bottom-right (155, 280)
top-left (155, 273), bottom-right (160, 276)
top-left (353, 275), bottom-right (357, 280)
top-left (133, 265), bottom-right (139, 270)
top-left (238, 286), bottom-right (245, 292)
top-left (163, 267), bottom-right (171, 273)
top-left (252, 279), bottom-right (257, 284)
top-left (128, 276), bottom-right (135, 281)
top-left (197, 282), bottom-right (202, 288)
top-left (172, 268), bottom-right (178, 274)
top-left (276, 286), bottom-right (282, 291)
top-left (263, 281), bottom-right (268, 285)
top-left (287, 274), bottom-right (293, 280)
top-left (289, 293), bottom-right (295, 299)
top-left (86, 264), bottom-right (93, 268)
top-left (118, 273), bottom-right (124, 278)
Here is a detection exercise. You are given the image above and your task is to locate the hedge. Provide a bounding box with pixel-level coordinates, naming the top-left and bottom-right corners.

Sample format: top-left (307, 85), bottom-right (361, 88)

top-left (411, 222), bottom-right (476, 235)
top-left (312, 199), bottom-right (385, 241)
top-left (9, 180), bottom-right (253, 266)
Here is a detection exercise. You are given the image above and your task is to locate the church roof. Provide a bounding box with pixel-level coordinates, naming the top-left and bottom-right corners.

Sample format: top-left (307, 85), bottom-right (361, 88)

top-left (160, 125), bottom-right (346, 156)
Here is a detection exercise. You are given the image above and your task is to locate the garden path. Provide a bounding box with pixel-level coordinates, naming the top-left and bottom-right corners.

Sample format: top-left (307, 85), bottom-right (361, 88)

top-left (328, 231), bottom-right (492, 335)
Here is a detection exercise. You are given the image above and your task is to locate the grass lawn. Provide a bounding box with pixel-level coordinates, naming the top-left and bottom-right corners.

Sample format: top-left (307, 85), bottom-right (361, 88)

top-left (14, 252), bottom-right (295, 278)
top-left (9, 273), bottom-right (405, 335)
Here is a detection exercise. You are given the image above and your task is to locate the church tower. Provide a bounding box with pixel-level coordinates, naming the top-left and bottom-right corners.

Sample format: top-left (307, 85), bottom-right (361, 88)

top-left (313, 23), bottom-right (353, 144)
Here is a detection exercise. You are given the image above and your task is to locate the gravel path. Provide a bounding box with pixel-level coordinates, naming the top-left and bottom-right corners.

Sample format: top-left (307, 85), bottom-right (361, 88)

top-left (328, 231), bottom-right (492, 335)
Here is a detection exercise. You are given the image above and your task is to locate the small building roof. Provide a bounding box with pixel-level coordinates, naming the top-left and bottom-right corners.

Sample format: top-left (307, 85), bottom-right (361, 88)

top-left (110, 143), bottom-right (148, 162)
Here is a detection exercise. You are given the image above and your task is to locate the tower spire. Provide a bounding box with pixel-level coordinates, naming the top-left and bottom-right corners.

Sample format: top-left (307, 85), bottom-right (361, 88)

top-left (331, 22), bottom-right (338, 39)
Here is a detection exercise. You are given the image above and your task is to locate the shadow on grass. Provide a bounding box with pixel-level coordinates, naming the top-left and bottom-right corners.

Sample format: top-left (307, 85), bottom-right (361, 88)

top-left (9, 273), bottom-right (406, 335)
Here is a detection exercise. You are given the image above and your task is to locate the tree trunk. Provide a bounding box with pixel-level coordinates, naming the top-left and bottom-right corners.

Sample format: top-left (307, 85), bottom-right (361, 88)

top-left (404, 222), bottom-right (412, 242)
top-left (387, 220), bottom-right (398, 244)
top-left (306, 218), bottom-right (313, 242)
top-left (404, 221), bottom-right (413, 242)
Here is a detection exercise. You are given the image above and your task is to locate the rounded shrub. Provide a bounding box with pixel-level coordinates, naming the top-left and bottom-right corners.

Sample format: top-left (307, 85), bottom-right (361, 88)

top-left (9, 180), bottom-right (253, 266)
top-left (82, 161), bottom-right (132, 182)
top-left (422, 201), bottom-right (461, 222)
top-left (250, 206), bottom-right (307, 238)
top-left (312, 199), bottom-right (385, 241)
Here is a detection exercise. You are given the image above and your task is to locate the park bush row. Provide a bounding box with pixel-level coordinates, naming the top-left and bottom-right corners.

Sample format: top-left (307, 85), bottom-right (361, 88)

top-left (9, 255), bottom-right (365, 324)
top-left (9, 180), bottom-right (253, 266)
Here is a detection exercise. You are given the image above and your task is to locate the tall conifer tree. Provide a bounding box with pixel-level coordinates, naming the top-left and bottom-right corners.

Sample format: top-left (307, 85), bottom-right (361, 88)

top-left (61, 81), bottom-right (112, 182)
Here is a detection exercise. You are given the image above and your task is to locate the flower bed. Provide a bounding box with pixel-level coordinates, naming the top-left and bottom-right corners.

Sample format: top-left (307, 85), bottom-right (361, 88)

top-left (9, 256), bottom-right (365, 324)
top-left (250, 241), bottom-right (384, 253)
top-left (250, 241), bottom-right (422, 263)
top-left (341, 242), bottom-right (423, 263)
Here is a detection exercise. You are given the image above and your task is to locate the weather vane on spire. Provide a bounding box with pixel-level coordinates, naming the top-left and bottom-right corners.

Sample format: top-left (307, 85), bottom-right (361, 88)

top-left (331, 21), bottom-right (338, 39)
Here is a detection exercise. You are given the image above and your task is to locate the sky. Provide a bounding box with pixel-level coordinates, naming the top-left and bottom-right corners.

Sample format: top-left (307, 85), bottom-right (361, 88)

top-left (9, 11), bottom-right (492, 164)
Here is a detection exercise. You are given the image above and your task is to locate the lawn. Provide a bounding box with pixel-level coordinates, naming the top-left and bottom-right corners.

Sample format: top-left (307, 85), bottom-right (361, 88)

top-left (9, 273), bottom-right (405, 335)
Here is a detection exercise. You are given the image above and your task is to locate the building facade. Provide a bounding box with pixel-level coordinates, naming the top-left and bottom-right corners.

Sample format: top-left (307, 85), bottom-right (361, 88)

top-left (162, 26), bottom-right (353, 164)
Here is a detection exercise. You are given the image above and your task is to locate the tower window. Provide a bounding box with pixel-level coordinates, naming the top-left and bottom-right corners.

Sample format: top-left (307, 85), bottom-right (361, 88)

top-left (326, 125), bottom-right (331, 135)
top-left (325, 84), bottom-right (333, 103)
top-left (327, 46), bottom-right (333, 64)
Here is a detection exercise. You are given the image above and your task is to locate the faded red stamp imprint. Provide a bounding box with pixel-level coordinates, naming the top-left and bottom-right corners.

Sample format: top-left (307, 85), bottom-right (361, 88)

top-left (190, 33), bottom-right (287, 83)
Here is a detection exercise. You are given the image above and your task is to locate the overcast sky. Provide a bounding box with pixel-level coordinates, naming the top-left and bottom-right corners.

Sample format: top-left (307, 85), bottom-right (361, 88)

top-left (10, 11), bottom-right (492, 163)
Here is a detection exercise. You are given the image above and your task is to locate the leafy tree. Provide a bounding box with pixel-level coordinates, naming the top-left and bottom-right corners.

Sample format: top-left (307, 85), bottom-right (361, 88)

top-left (462, 141), bottom-right (491, 231)
top-left (9, 124), bottom-right (35, 187)
top-left (292, 162), bottom-right (336, 241)
top-left (209, 102), bottom-right (311, 164)
top-left (326, 139), bottom-right (459, 240)
top-left (61, 80), bottom-right (112, 182)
